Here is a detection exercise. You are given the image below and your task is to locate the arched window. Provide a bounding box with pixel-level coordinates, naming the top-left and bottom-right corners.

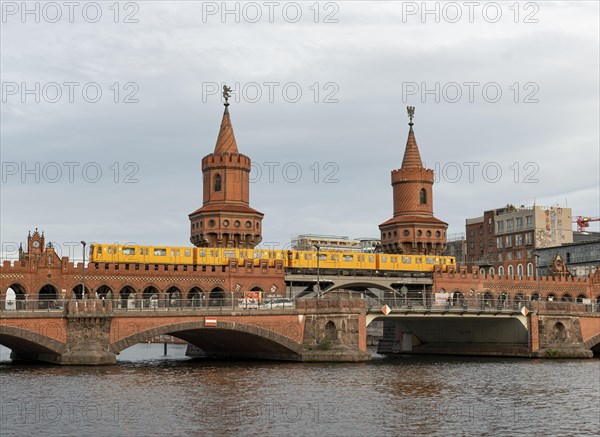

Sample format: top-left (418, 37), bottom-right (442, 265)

top-left (498, 266), bottom-right (504, 275)
top-left (517, 264), bottom-right (523, 276)
top-left (508, 265), bottom-right (514, 277)
top-left (214, 174), bottom-right (222, 192)
top-left (489, 267), bottom-right (495, 276)
top-left (419, 188), bottom-right (427, 205)
top-left (527, 263), bottom-right (534, 277)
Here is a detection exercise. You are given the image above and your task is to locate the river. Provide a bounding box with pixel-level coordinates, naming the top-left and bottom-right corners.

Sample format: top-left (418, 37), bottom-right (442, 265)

top-left (1, 344), bottom-right (598, 436)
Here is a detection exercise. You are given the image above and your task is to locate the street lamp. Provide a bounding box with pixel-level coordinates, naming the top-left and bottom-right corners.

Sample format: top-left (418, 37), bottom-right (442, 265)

top-left (313, 244), bottom-right (321, 298)
top-left (81, 241), bottom-right (86, 300)
top-left (534, 252), bottom-right (541, 312)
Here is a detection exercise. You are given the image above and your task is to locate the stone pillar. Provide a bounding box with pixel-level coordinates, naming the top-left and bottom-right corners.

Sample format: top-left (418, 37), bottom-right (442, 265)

top-left (529, 314), bottom-right (539, 354)
top-left (61, 316), bottom-right (116, 365)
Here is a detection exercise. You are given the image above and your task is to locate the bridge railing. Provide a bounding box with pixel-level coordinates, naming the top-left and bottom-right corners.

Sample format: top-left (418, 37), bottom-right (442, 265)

top-left (0, 298), bottom-right (299, 313)
top-left (365, 296), bottom-right (600, 314)
top-left (2, 298), bottom-right (598, 314)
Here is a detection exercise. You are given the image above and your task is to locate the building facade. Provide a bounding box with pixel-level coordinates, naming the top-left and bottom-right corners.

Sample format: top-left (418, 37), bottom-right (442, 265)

top-left (291, 235), bottom-right (362, 252)
top-left (465, 204), bottom-right (573, 277)
top-left (537, 240), bottom-right (600, 278)
top-left (379, 109), bottom-right (447, 255)
top-left (189, 102), bottom-right (264, 248)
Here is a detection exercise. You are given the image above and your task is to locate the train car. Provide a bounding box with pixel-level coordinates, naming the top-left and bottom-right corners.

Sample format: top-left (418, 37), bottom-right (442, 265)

top-left (89, 242), bottom-right (456, 273)
top-left (90, 244), bottom-right (195, 265)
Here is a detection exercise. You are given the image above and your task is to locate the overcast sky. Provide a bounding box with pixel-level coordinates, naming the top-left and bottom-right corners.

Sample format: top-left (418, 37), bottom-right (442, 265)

top-left (1, 1), bottom-right (599, 261)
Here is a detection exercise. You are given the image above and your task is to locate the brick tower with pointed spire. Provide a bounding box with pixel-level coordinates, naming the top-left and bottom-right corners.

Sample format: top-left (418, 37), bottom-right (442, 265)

top-left (189, 96), bottom-right (263, 248)
top-left (379, 107), bottom-right (447, 255)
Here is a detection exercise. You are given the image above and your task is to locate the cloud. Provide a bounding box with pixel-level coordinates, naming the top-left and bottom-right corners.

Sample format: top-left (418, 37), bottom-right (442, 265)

top-left (1, 1), bottom-right (599, 260)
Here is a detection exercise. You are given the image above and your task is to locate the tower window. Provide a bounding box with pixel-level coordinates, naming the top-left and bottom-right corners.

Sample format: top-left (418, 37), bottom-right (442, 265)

top-left (214, 174), bottom-right (222, 192)
top-left (420, 188), bottom-right (427, 205)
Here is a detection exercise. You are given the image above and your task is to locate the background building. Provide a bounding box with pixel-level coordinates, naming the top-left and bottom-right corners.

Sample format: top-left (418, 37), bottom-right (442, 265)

top-left (291, 234), bottom-right (362, 252)
top-left (465, 204), bottom-right (573, 277)
top-left (537, 240), bottom-right (600, 278)
top-left (443, 233), bottom-right (467, 265)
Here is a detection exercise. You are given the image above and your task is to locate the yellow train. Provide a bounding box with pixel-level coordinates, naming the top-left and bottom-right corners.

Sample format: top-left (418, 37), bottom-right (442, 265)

top-left (89, 243), bottom-right (455, 273)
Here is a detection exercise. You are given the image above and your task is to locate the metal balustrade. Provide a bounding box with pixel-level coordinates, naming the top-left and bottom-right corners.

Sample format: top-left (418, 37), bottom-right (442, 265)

top-left (0, 298), bottom-right (299, 313)
top-left (0, 297), bottom-right (598, 313)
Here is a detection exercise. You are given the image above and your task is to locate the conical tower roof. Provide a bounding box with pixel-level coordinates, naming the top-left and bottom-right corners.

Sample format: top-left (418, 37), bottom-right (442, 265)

top-left (213, 105), bottom-right (239, 154)
top-left (401, 124), bottom-right (423, 168)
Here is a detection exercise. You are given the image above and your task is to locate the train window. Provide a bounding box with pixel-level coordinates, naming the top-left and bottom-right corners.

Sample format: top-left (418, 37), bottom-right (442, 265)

top-left (330, 255), bottom-right (336, 261)
top-left (122, 247), bottom-right (135, 255)
top-left (402, 256), bottom-right (412, 264)
top-left (224, 250), bottom-right (236, 258)
top-left (97, 247), bottom-right (103, 254)
top-left (343, 255), bottom-right (353, 262)
top-left (146, 249), bottom-right (149, 256)
top-left (170, 250), bottom-right (175, 257)
top-left (426, 257), bottom-right (435, 264)
top-left (381, 256), bottom-right (387, 263)
top-left (185, 250), bottom-right (191, 257)
top-left (391, 257), bottom-right (397, 263)
top-left (176, 250), bottom-right (180, 256)
top-left (200, 250), bottom-right (206, 257)
top-left (253, 252), bottom-right (264, 259)
top-left (154, 248), bottom-right (167, 256)
top-left (416, 257), bottom-right (421, 263)
top-left (369, 256), bottom-right (374, 262)
top-left (318, 254), bottom-right (327, 261)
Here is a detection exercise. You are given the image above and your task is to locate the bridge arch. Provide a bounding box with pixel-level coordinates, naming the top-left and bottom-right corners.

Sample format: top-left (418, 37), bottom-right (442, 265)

top-left (576, 294), bottom-right (587, 303)
top-left (109, 321), bottom-right (302, 360)
top-left (0, 325), bottom-right (67, 363)
top-left (72, 283), bottom-right (91, 299)
top-left (142, 285), bottom-right (160, 308)
top-left (185, 285), bottom-right (205, 297)
top-left (96, 284), bottom-right (113, 300)
top-left (561, 293), bottom-right (573, 302)
top-left (209, 287), bottom-right (225, 306)
top-left (187, 286), bottom-right (205, 306)
top-left (165, 285), bottom-right (183, 308)
top-left (39, 284), bottom-right (59, 308)
top-left (482, 291), bottom-right (494, 308)
top-left (118, 285), bottom-right (137, 309)
top-left (584, 333), bottom-right (600, 355)
top-left (4, 283), bottom-right (27, 310)
top-left (326, 281), bottom-right (396, 294)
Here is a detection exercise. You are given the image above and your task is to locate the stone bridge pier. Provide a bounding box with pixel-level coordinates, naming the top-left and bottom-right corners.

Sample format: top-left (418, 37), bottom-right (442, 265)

top-left (0, 298), bottom-right (371, 365)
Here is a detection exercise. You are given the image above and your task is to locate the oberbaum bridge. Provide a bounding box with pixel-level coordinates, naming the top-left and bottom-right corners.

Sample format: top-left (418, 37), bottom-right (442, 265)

top-left (1, 93), bottom-right (599, 365)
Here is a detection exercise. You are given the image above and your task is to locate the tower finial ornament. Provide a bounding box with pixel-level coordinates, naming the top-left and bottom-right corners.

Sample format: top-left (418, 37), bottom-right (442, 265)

top-left (407, 106), bottom-right (415, 125)
top-left (223, 85), bottom-right (232, 106)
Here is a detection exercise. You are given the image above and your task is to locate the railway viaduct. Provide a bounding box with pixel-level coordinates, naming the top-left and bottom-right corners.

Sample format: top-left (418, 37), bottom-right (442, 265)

top-left (1, 235), bottom-right (599, 363)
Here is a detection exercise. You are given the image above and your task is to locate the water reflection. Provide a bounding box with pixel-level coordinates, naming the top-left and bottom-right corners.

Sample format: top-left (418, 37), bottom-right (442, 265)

top-left (0, 344), bottom-right (598, 437)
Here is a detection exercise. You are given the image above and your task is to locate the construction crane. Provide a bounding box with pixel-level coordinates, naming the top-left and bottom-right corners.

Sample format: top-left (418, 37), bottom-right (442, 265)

top-left (573, 216), bottom-right (600, 233)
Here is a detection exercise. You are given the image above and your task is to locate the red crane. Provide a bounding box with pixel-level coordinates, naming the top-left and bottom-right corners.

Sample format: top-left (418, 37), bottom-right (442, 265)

top-left (573, 216), bottom-right (600, 232)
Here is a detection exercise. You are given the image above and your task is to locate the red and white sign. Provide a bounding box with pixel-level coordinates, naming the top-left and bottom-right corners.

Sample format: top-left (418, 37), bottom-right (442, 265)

top-left (381, 305), bottom-right (391, 315)
top-left (520, 307), bottom-right (529, 317)
top-left (205, 317), bottom-right (217, 327)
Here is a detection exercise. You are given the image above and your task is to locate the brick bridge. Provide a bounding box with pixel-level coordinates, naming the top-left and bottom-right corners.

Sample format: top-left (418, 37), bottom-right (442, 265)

top-left (0, 298), bottom-right (369, 364)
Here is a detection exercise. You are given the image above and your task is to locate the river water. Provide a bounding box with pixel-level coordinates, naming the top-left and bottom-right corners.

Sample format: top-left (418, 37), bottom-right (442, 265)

top-left (0, 344), bottom-right (598, 436)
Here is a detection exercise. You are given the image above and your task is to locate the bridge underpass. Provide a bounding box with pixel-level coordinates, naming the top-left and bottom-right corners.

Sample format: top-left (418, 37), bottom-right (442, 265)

top-left (285, 272), bottom-right (433, 300)
top-left (368, 309), bottom-right (531, 357)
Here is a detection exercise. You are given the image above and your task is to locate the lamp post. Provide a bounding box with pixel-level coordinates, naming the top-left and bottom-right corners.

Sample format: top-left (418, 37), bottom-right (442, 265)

top-left (534, 252), bottom-right (541, 313)
top-left (313, 244), bottom-right (321, 298)
top-left (81, 241), bottom-right (86, 300)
